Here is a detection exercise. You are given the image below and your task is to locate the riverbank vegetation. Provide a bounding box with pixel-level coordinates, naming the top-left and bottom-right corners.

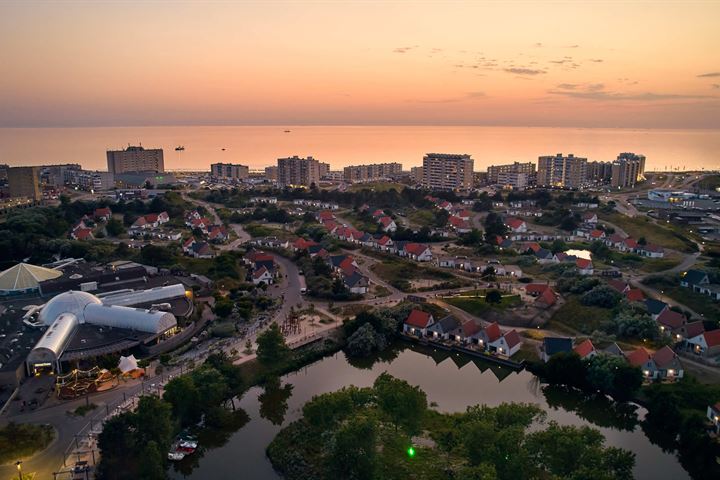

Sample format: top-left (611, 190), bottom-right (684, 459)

top-left (343, 305), bottom-right (415, 358)
top-left (267, 373), bottom-right (635, 480)
top-left (0, 422), bottom-right (55, 465)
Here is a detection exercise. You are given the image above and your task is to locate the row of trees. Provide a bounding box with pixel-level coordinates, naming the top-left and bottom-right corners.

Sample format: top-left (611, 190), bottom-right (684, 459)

top-left (268, 373), bottom-right (635, 480)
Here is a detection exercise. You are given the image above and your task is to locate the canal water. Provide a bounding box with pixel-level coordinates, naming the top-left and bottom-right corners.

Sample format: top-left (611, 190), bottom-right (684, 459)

top-left (168, 343), bottom-right (690, 479)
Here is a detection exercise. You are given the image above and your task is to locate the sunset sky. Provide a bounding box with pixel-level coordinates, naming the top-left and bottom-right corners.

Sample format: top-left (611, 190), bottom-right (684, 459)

top-left (1, 1), bottom-right (719, 128)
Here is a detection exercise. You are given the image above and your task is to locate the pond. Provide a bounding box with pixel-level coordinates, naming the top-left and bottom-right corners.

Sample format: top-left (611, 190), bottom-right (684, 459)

top-left (169, 343), bottom-right (690, 480)
top-left (566, 248), bottom-right (593, 260)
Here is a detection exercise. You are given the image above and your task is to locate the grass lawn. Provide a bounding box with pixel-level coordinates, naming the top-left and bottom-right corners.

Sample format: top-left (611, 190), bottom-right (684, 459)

top-left (0, 422), bottom-right (55, 464)
top-left (370, 258), bottom-right (468, 292)
top-left (348, 181), bottom-right (405, 192)
top-left (444, 294), bottom-right (521, 317)
top-left (658, 286), bottom-right (720, 319)
top-left (548, 296), bottom-right (614, 335)
top-left (599, 212), bottom-right (697, 253)
top-left (244, 223), bottom-right (281, 238)
top-left (514, 343), bottom-right (541, 363)
top-left (407, 209), bottom-right (437, 228)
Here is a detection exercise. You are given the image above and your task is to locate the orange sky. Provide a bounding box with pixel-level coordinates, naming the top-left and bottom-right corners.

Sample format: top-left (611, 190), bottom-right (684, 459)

top-left (1, 1), bottom-right (718, 128)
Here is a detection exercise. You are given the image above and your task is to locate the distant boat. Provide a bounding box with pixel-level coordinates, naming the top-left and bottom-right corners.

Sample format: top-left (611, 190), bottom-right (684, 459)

top-left (284, 130), bottom-right (291, 133)
top-left (175, 146), bottom-right (185, 151)
top-left (221, 148), bottom-right (226, 151)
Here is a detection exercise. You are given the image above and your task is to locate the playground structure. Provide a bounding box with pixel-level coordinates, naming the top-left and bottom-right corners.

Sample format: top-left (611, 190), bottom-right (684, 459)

top-left (55, 367), bottom-right (116, 399)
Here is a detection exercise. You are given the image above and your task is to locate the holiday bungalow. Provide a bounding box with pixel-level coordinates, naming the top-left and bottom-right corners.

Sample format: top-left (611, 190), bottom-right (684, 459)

top-left (403, 309), bottom-right (435, 337)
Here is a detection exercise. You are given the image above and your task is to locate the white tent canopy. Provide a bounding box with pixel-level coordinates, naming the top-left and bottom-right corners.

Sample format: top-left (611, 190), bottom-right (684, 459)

top-left (118, 355), bottom-right (139, 373)
top-left (0, 263), bottom-right (62, 292)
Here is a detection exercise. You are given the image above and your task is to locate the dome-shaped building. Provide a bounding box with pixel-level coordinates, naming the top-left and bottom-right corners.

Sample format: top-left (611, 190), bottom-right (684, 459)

top-left (38, 290), bottom-right (102, 326)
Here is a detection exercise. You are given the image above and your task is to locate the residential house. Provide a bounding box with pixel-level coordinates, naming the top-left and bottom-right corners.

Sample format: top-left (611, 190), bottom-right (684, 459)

top-left (252, 266), bottom-right (274, 285)
top-left (144, 211), bottom-right (169, 227)
top-left (534, 248), bottom-right (554, 263)
top-left (343, 270), bottom-right (369, 294)
top-left (657, 309), bottom-right (687, 340)
top-left (645, 298), bottom-right (669, 320)
top-left (403, 309), bottom-right (435, 337)
top-left (448, 215), bottom-right (472, 234)
top-left (681, 269), bottom-right (710, 288)
top-left (589, 229), bottom-right (606, 241)
top-left (582, 212), bottom-right (598, 225)
top-left (457, 320), bottom-right (482, 344)
top-left (94, 207), bottom-right (112, 221)
top-left (625, 288), bottom-right (645, 302)
top-left (535, 287), bottom-right (559, 308)
top-left (573, 339), bottom-right (597, 359)
top-left (625, 348), bottom-right (658, 380)
top-left (505, 217), bottom-right (527, 233)
top-left (576, 258), bottom-right (594, 276)
top-left (190, 242), bottom-right (214, 259)
top-left (182, 237), bottom-right (196, 254)
top-left (686, 329), bottom-right (720, 357)
top-left (208, 225), bottom-right (229, 243)
top-left (489, 329), bottom-right (522, 356)
top-left (437, 257), bottom-right (456, 268)
top-left (607, 279), bottom-right (631, 295)
top-left (404, 243), bottom-right (433, 262)
top-left (542, 337), bottom-right (573, 362)
top-left (636, 243), bottom-right (664, 258)
top-left (652, 346), bottom-right (684, 380)
top-left (71, 227), bottom-right (94, 241)
top-left (379, 216), bottom-right (397, 232)
top-left (427, 315), bottom-right (462, 340)
top-left (525, 283), bottom-right (552, 297)
top-left (472, 322), bottom-right (502, 349)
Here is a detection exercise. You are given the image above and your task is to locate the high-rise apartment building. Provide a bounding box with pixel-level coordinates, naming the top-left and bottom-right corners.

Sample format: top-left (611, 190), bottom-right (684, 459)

top-left (537, 153), bottom-right (587, 188)
top-left (410, 166), bottom-right (423, 184)
top-left (264, 166), bottom-right (278, 181)
top-left (487, 162), bottom-right (535, 184)
top-left (497, 172), bottom-right (532, 190)
top-left (318, 162), bottom-right (331, 179)
top-left (106, 145), bottom-right (164, 174)
top-left (611, 153), bottom-right (646, 189)
top-left (210, 163), bottom-right (249, 181)
top-left (277, 156), bottom-right (320, 187)
top-left (587, 161), bottom-right (613, 184)
top-left (422, 153), bottom-right (474, 191)
top-left (343, 163), bottom-right (402, 183)
top-left (8, 167), bottom-right (41, 201)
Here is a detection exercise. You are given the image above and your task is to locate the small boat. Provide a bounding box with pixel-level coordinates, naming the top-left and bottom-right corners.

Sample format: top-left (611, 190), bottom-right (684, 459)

top-left (175, 146), bottom-right (185, 151)
top-left (284, 130), bottom-right (291, 133)
top-left (221, 148), bottom-right (226, 151)
top-left (168, 451), bottom-right (185, 461)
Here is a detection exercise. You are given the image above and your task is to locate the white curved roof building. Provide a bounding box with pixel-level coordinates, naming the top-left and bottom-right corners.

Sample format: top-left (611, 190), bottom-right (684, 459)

top-left (27, 290), bottom-right (178, 374)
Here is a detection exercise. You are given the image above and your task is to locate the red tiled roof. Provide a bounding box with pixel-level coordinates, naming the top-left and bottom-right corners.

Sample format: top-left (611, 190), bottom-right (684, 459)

top-left (657, 309), bottom-right (686, 330)
top-left (379, 216), bottom-right (394, 227)
top-left (372, 209), bottom-right (385, 217)
top-left (590, 229), bottom-right (605, 238)
top-left (462, 321), bottom-right (481, 337)
top-left (526, 283), bottom-right (550, 294)
top-left (624, 238), bottom-right (638, 249)
top-left (625, 289), bottom-right (645, 302)
top-left (536, 287), bottom-right (558, 306)
top-left (252, 266), bottom-right (270, 279)
top-left (339, 257), bottom-right (356, 272)
top-left (653, 346), bottom-right (678, 368)
top-left (607, 279), bottom-right (629, 294)
top-left (703, 329), bottom-right (720, 348)
top-left (505, 218), bottom-right (525, 229)
top-left (405, 309), bottom-right (432, 328)
top-left (573, 339), bottom-right (595, 358)
top-left (685, 321), bottom-right (705, 339)
top-left (405, 243), bottom-right (429, 256)
top-left (608, 233), bottom-right (625, 243)
top-left (583, 212), bottom-right (597, 220)
top-left (504, 330), bottom-right (521, 348)
top-left (377, 235), bottom-right (392, 245)
top-left (94, 207), bottom-right (112, 217)
top-left (183, 237), bottom-right (195, 248)
top-left (527, 243), bottom-right (541, 253)
top-left (576, 258), bottom-right (592, 269)
top-left (73, 228), bottom-right (93, 240)
top-left (626, 347), bottom-right (652, 367)
top-left (318, 211), bottom-right (335, 221)
top-left (484, 322), bottom-right (502, 342)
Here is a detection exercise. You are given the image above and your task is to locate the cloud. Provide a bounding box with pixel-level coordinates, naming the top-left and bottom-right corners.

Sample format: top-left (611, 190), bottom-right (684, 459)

top-left (697, 72), bottom-right (720, 78)
top-left (548, 84), bottom-right (716, 101)
top-left (565, 44), bottom-right (580, 48)
top-left (393, 46), bottom-right (418, 54)
top-left (504, 68), bottom-right (546, 76)
top-left (589, 59), bottom-right (604, 63)
top-left (556, 83), bottom-right (578, 90)
top-left (534, 42), bottom-right (543, 47)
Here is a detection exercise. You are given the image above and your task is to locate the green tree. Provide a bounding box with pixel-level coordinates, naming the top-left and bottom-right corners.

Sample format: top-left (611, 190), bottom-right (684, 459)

top-left (163, 374), bottom-right (201, 425)
top-left (137, 440), bottom-right (166, 480)
top-left (373, 373), bottom-right (427, 434)
top-left (328, 415), bottom-right (379, 480)
top-left (256, 323), bottom-right (290, 367)
top-left (485, 289), bottom-right (502, 304)
top-left (106, 217), bottom-right (125, 236)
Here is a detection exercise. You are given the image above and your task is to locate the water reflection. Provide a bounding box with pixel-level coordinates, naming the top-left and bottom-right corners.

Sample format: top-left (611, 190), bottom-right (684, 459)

top-left (542, 385), bottom-right (639, 431)
top-left (258, 377), bottom-right (294, 426)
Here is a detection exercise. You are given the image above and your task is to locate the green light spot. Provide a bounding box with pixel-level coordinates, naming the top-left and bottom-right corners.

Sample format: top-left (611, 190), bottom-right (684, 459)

top-left (407, 446), bottom-right (415, 458)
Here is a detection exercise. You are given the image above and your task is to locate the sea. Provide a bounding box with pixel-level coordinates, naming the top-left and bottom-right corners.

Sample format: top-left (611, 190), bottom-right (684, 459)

top-left (0, 126), bottom-right (718, 173)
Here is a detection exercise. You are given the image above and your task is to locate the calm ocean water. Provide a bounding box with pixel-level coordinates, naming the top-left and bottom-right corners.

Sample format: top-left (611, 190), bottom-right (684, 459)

top-left (0, 126), bottom-right (718, 172)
